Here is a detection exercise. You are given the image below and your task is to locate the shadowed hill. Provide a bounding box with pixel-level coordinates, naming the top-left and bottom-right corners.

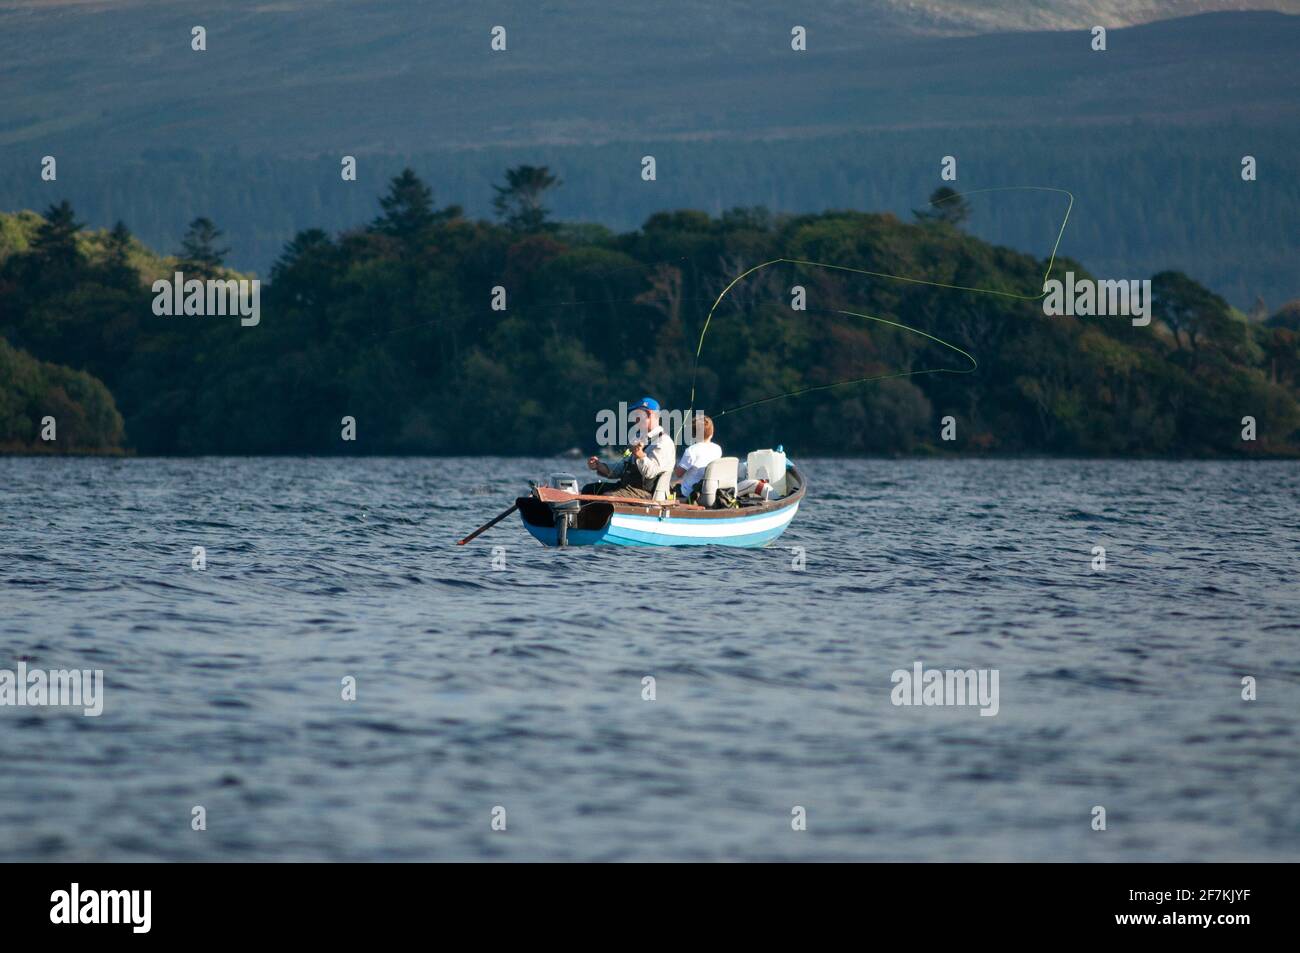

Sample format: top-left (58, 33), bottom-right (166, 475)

top-left (2, 10), bottom-right (1296, 306)
top-left (1, 7), bottom-right (1294, 155)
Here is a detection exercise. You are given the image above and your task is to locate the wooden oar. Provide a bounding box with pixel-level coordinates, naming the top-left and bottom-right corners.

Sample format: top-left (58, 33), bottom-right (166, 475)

top-left (456, 502), bottom-right (519, 545)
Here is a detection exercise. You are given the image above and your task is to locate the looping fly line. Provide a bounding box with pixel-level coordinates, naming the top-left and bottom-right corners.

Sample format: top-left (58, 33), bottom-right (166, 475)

top-left (687, 186), bottom-right (1074, 418)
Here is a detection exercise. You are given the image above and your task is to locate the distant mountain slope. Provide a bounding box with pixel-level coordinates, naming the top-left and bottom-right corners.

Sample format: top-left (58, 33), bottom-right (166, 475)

top-left (879, 0), bottom-right (1299, 33)
top-left (3, 0), bottom-right (1294, 36)
top-left (2, 9), bottom-right (1296, 306)
top-left (5, 121), bottom-right (1297, 309)
top-left (0, 6), bottom-right (1296, 154)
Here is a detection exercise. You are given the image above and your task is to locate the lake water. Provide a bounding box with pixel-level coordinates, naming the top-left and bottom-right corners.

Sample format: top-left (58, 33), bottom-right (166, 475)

top-left (1, 456), bottom-right (1298, 861)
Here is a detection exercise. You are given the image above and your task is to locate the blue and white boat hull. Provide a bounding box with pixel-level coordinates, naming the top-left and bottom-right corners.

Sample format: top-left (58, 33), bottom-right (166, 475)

top-left (516, 465), bottom-right (806, 548)
top-left (521, 501), bottom-right (800, 548)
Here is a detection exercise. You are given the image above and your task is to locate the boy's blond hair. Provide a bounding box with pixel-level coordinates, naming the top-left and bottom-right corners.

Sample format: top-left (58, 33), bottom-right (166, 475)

top-left (693, 413), bottom-right (714, 441)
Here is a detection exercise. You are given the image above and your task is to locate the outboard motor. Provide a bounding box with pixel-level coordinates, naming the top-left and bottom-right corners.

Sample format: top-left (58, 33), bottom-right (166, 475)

top-left (549, 472), bottom-right (580, 494)
top-left (552, 497), bottom-right (582, 547)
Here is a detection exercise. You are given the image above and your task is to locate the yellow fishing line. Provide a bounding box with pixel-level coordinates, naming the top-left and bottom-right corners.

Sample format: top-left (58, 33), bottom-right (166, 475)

top-left (688, 186), bottom-right (1074, 417)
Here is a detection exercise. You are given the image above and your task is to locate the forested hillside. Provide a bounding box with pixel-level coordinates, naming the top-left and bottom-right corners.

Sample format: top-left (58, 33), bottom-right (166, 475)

top-left (2, 171), bottom-right (1298, 457)
top-left (4, 123), bottom-right (1296, 310)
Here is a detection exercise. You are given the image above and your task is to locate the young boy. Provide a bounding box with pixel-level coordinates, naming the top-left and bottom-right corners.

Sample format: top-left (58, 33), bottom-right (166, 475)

top-left (672, 413), bottom-right (721, 502)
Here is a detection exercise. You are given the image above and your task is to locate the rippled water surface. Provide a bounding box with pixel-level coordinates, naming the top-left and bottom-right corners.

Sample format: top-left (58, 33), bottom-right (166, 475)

top-left (2, 457), bottom-right (1298, 861)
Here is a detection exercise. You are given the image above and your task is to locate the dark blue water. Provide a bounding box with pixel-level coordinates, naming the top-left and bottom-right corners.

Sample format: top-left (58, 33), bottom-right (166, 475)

top-left (1, 457), bottom-right (1298, 861)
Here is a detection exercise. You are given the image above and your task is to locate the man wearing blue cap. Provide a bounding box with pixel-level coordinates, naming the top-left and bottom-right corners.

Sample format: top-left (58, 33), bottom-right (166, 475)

top-left (583, 396), bottom-right (677, 499)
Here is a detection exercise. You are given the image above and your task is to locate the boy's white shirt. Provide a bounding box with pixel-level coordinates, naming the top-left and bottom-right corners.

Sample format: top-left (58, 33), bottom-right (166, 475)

top-left (676, 440), bottom-right (722, 496)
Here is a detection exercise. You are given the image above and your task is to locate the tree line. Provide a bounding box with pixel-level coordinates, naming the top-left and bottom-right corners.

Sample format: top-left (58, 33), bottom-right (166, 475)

top-left (1, 168), bottom-right (1298, 457)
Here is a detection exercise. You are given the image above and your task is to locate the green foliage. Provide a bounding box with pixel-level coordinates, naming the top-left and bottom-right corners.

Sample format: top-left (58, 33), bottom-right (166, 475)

top-left (0, 210), bottom-right (40, 264)
top-left (0, 337), bottom-right (124, 452)
top-left (2, 171), bottom-right (1298, 458)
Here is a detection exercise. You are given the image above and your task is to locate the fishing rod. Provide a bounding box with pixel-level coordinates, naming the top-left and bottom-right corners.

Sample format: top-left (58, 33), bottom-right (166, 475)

top-left (710, 307), bottom-right (978, 418)
top-left (687, 186), bottom-right (1074, 418)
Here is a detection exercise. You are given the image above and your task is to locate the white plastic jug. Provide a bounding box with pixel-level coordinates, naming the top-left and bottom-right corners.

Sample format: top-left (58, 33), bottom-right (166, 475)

top-left (745, 449), bottom-right (787, 497)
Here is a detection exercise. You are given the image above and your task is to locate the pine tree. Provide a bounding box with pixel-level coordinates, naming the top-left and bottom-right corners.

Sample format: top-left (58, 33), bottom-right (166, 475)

top-left (31, 200), bottom-right (85, 271)
top-left (102, 220), bottom-right (139, 289)
top-left (373, 169), bottom-right (460, 242)
top-left (914, 187), bottom-right (971, 227)
top-left (179, 217), bottom-right (229, 272)
top-left (492, 165), bottom-right (561, 233)
top-left (106, 221), bottom-right (132, 267)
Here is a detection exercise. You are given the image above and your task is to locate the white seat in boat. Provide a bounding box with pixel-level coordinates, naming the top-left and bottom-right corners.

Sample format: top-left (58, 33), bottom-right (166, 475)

top-left (699, 456), bottom-right (739, 507)
top-left (704, 456), bottom-right (739, 490)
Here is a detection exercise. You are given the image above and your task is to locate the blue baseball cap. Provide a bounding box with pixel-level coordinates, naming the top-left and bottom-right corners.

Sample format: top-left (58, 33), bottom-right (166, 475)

top-left (628, 396), bottom-right (660, 412)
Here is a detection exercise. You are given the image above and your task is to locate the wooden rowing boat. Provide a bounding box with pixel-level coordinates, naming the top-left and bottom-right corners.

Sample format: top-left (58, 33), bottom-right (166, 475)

top-left (515, 464), bottom-right (806, 547)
